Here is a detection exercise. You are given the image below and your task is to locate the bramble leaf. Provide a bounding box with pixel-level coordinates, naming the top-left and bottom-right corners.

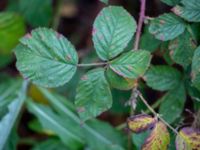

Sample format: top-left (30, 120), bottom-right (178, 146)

top-left (0, 12), bottom-right (25, 54)
top-left (14, 28), bottom-right (78, 88)
top-left (110, 50), bottom-right (151, 79)
top-left (142, 121), bottom-right (170, 150)
top-left (159, 83), bottom-right (186, 124)
top-left (169, 31), bottom-right (196, 68)
top-left (92, 6), bottom-right (136, 60)
top-left (161, 0), bottom-right (180, 6)
top-left (106, 68), bottom-right (136, 90)
top-left (176, 127), bottom-right (200, 150)
top-left (149, 13), bottom-right (185, 41)
top-left (173, 0), bottom-right (200, 22)
top-left (144, 65), bottom-right (182, 91)
top-left (127, 114), bottom-right (157, 133)
top-left (192, 46), bottom-right (200, 91)
top-left (75, 68), bottom-right (112, 121)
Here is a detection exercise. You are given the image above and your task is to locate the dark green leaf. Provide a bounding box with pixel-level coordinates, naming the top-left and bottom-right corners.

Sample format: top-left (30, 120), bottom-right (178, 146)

top-left (92, 6), bottom-right (136, 60)
top-left (110, 50), bottom-right (151, 79)
top-left (99, 0), bottom-right (108, 4)
top-left (14, 28), bottom-right (78, 88)
top-left (144, 65), bottom-right (182, 91)
top-left (169, 31), bottom-right (196, 68)
top-left (161, 0), bottom-right (180, 6)
top-left (159, 83), bottom-right (186, 124)
top-left (75, 68), bottom-right (112, 121)
top-left (173, 0), bottom-right (200, 22)
top-left (149, 13), bottom-right (185, 41)
top-left (192, 46), bottom-right (200, 90)
top-left (19, 0), bottom-right (53, 27)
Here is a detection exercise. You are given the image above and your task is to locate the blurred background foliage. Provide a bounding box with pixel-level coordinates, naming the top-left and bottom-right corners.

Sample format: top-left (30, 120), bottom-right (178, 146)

top-left (0, 0), bottom-right (198, 149)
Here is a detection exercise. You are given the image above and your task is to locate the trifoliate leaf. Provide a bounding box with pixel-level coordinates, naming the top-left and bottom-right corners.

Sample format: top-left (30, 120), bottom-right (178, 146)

top-left (142, 121), bottom-right (170, 150)
top-left (149, 13), bottom-right (185, 41)
top-left (161, 0), bottom-right (180, 6)
top-left (92, 6), bottom-right (136, 60)
top-left (106, 68), bottom-right (136, 90)
top-left (176, 127), bottom-right (200, 150)
top-left (173, 0), bottom-right (200, 22)
top-left (192, 46), bottom-right (200, 91)
top-left (127, 114), bottom-right (157, 133)
top-left (0, 12), bottom-right (25, 54)
top-left (110, 50), bottom-right (151, 79)
top-left (144, 65), bottom-right (182, 91)
top-left (14, 28), bottom-right (78, 88)
top-left (169, 31), bottom-right (196, 68)
top-left (159, 83), bottom-right (186, 124)
top-left (19, 0), bottom-right (53, 27)
top-left (75, 68), bottom-right (112, 121)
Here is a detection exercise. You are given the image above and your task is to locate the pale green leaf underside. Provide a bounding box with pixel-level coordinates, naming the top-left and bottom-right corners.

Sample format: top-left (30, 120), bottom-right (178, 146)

top-left (159, 84), bottom-right (186, 124)
top-left (192, 46), bottom-right (200, 90)
top-left (93, 6), bottom-right (136, 60)
top-left (173, 0), bottom-right (200, 22)
top-left (144, 65), bottom-right (182, 91)
top-left (110, 50), bottom-right (151, 79)
top-left (149, 13), bottom-right (185, 41)
top-left (75, 68), bottom-right (112, 121)
top-left (15, 28), bottom-right (78, 88)
top-left (0, 81), bottom-right (28, 150)
top-left (161, 0), bottom-right (180, 6)
top-left (0, 12), bottom-right (25, 54)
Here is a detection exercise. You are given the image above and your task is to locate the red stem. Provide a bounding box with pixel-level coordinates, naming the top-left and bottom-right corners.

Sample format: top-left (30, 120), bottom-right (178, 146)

top-left (134, 0), bottom-right (146, 50)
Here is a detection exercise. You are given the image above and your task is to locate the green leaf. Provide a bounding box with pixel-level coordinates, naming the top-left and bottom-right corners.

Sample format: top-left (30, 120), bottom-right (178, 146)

top-left (192, 46), bottom-right (200, 90)
top-left (149, 13), bottom-right (185, 41)
top-left (173, 0), bottom-right (200, 22)
top-left (32, 139), bottom-right (67, 150)
top-left (19, 0), bottom-right (53, 27)
top-left (110, 50), bottom-right (151, 79)
top-left (0, 12), bottom-right (25, 54)
top-left (27, 100), bottom-right (84, 150)
top-left (159, 84), bottom-right (186, 124)
top-left (132, 131), bottom-right (150, 150)
top-left (142, 121), bottom-right (170, 150)
top-left (176, 127), bottom-right (200, 150)
top-left (75, 68), bottom-right (112, 121)
top-left (140, 26), bottom-right (161, 53)
top-left (92, 6), bottom-right (136, 60)
top-left (14, 28), bottom-right (78, 88)
top-left (106, 68), bottom-right (136, 90)
top-left (37, 87), bottom-right (125, 150)
top-left (169, 31), bottom-right (196, 68)
top-left (161, 0), bottom-right (180, 6)
top-left (99, 0), bottom-right (108, 4)
top-left (144, 65), bottom-right (182, 91)
top-left (0, 81), bottom-right (28, 150)
top-left (127, 114), bottom-right (157, 133)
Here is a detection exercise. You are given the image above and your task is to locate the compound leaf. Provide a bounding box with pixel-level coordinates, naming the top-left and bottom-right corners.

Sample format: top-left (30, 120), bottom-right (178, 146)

top-left (192, 46), bottom-right (200, 91)
top-left (14, 28), bottom-right (78, 88)
top-left (149, 13), bottom-right (185, 41)
top-left (75, 68), bottom-right (112, 121)
top-left (92, 6), bottom-right (136, 60)
top-left (110, 50), bottom-right (151, 79)
top-left (176, 127), bottom-right (200, 150)
top-left (142, 121), bottom-right (170, 150)
top-left (144, 65), bottom-right (182, 91)
top-left (173, 0), bottom-right (200, 22)
top-left (127, 114), bottom-right (157, 133)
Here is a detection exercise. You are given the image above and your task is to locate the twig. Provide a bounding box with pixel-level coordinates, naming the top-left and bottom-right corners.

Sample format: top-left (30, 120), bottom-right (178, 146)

top-left (133, 0), bottom-right (146, 50)
top-left (138, 91), bottom-right (179, 135)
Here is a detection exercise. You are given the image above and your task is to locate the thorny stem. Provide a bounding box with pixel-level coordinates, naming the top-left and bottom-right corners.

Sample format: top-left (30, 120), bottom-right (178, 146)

top-left (138, 91), bottom-right (179, 135)
top-left (77, 62), bottom-right (107, 67)
top-left (133, 0), bottom-right (146, 50)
